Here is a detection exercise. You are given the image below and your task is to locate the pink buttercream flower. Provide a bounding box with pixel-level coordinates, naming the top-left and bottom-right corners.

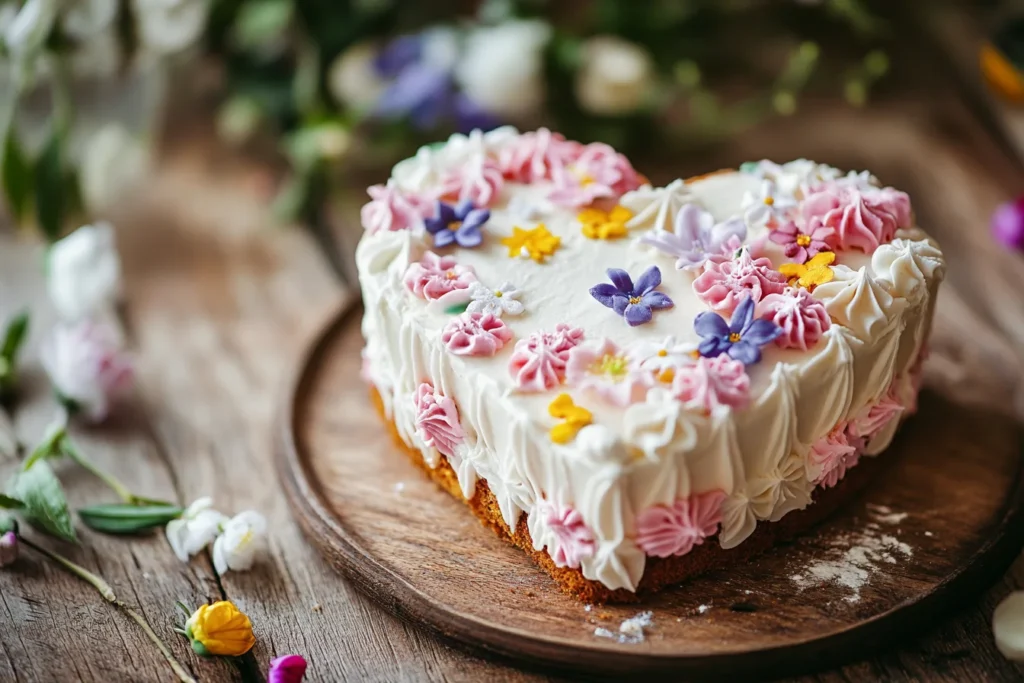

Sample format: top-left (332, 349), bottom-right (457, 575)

top-left (507, 324), bottom-right (584, 392)
top-left (671, 355), bottom-right (750, 413)
top-left (635, 490), bottom-right (726, 558)
top-left (810, 425), bottom-right (859, 488)
top-left (548, 142), bottom-right (642, 207)
top-left (438, 156), bottom-right (504, 207)
top-left (441, 312), bottom-right (513, 356)
top-left (268, 655), bottom-right (307, 683)
top-left (41, 320), bottom-right (133, 422)
top-left (403, 252), bottom-right (477, 304)
top-left (769, 219), bottom-right (836, 263)
top-left (360, 180), bottom-right (431, 234)
top-left (801, 181), bottom-right (912, 254)
top-left (564, 338), bottom-right (651, 406)
top-left (498, 128), bottom-right (583, 183)
top-left (414, 383), bottom-right (464, 458)
top-left (756, 286), bottom-right (832, 351)
top-left (692, 250), bottom-right (787, 314)
top-left (536, 500), bottom-right (595, 569)
top-left (847, 389), bottom-right (904, 440)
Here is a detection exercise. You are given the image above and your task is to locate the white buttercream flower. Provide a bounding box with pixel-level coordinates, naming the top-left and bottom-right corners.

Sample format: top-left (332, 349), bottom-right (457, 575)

top-left (48, 222), bottom-right (123, 321)
top-left (994, 591), bottom-right (1024, 660)
top-left (62, 0), bottom-right (118, 39)
top-left (466, 281), bottom-right (524, 317)
top-left (166, 497), bottom-right (228, 562)
top-left (3, 0), bottom-right (56, 58)
top-left (40, 320), bottom-right (132, 422)
top-left (574, 36), bottom-right (655, 116)
top-left (622, 388), bottom-right (697, 461)
top-left (133, 0), bottom-right (209, 54)
top-left (327, 41), bottom-right (386, 111)
top-left (507, 194), bottom-right (552, 221)
top-left (741, 179), bottom-right (796, 228)
top-left (621, 179), bottom-right (691, 233)
top-left (212, 511), bottom-right (268, 574)
top-left (455, 19), bottom-right (552, 118)
top-left (80, 124), bottom-right (148, 214)
top-left (632, 336), bottom-right (699, 381)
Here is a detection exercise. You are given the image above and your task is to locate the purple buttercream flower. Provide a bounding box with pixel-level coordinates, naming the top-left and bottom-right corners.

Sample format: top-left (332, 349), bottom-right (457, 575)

top-left (694, 294), bottom-right (782, 365)
top-left (590, 266), bottom-right (674, 327)
top-left (640, 204), bottom-right (747, 270)
top-left (992, 197), bottom-right (1024, 250)
top-left (425, 200), bottom-right (490, 248)
top-left (269, 654), bottom-right (308, 683)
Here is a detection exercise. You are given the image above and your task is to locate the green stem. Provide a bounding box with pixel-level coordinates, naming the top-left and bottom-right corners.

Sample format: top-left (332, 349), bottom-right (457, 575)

top-left (61, 440), bottom-right (170, 506)
top-left (20, 537), bottom-right (197, 683)
top-left (48, 53), bottom-right (73, 137)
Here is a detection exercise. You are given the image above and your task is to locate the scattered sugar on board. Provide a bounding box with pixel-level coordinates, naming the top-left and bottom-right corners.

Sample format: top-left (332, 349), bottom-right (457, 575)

top-left (697, 604), bottom-right (711, 614)
top-left (790, 524), bottom-right (912, 603)
top-left (393, 481), bottom-right (406, 493)
top-left (867, 503), bottom-right (909, 525)
top-left (594, 611), bottom-right (654, 644)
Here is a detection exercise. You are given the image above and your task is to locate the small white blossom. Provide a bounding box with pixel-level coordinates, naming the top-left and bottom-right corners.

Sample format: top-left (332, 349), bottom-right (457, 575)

top-left (575, 36), bottom-right (654, 116)
top-left (2, 0), bottom-right (56, 58)
top-left (62, 0), bottom-right (118, 39)
top-left (48, 222), bottom-right (123, 321)
top-left (212, 511), bottom-right (267, 574)
top-left (40, 320), bottom-right (132, 422)
top-left (466, 281), bottom-right (524, 317)
top-left (132, 0), bottom-right (209, 54)
top-left (165, 497), bottom-right (227, 562)
top-left (327, 41), bottom-right (386, 112)
top-left (80, 125), bottom-right (148, 214)
top-left (633, 336), bottom-right (699, 376)
top-left (741, 179), bottom-right (797, 229)
top-left (455, 20), bottom-right (552, 118)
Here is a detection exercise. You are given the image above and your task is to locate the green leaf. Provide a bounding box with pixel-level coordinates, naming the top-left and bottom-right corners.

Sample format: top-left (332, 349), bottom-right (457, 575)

top-left (444, 303), bottom-right (470, 315)
top-left (22, 423), bottom-right (66, 472)
top-left (1, 128), bottom-right (32, 223)
top-left (1, 311), bottom-right (30, 363)
top-left (78, 503), bottom-right (183, 535)
top-left (231, 0), bottom-right (293, 50)
top-left (33, 129), bottom-right (65, 242)
top-left (0, 493), bottom-right (24, 509)
top-left (8, 460), bottom-right (76, 542)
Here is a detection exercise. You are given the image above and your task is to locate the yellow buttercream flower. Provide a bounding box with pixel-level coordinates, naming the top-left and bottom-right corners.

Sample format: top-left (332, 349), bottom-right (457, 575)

top-left (183, 601), bottom-right (256, 657)
top-left (500, 224), bottom-right (561, 263)
top-left (548, 393), bottom-right (593, 444)
top-left (578, 205), bottom-right (633, 240)
top-left (778, 251), bottom-right (836, 290)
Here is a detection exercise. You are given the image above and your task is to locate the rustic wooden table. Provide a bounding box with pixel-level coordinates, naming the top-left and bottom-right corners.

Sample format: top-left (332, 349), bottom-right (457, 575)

top-left (3, 7), bottom-right (1024, 682)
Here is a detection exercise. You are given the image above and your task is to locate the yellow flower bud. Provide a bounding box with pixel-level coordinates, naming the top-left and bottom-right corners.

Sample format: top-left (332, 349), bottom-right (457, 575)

top-left (185, 601), bottom-right (256, 657)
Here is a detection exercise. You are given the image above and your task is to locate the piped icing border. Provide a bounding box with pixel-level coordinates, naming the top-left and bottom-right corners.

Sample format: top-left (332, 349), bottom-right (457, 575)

top-left (356, 129), bottom-right (945, 592)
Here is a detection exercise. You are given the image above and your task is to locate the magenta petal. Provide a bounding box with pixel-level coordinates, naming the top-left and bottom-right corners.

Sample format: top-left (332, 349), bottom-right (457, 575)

top-left (624, 303), bottom-right (653, 326)
top-left (269, 655), bottom-right (308, 683)
top-left (769, 230), bottom-right (792, 246)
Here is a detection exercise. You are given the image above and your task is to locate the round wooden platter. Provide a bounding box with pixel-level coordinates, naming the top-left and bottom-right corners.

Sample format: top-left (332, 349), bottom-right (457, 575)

top-left (277, 302), bottom-right (1024, 681)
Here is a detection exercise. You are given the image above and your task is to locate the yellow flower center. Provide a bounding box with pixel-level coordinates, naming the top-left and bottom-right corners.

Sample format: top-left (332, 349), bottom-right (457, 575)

top-left (763, 196), bottom-right (775, 206)
top-left (591, 354), bottom-right (628, 379)
top-left (796, 234), bottom-right (811, 247)
top-left (628, 296), bottom-right (642, 305)
top-left (447, 220), bottom-right (462, 232)
top-left (657, 349), bottom-right (668, 357)
top-left (729, 332), bottom-right (742, 343)
top-left (494, 290), bottom-right (502, 297)
top-left (445, 270), bottom-right (458, 280)
top-left (657, 368), bottom-right (675, 383)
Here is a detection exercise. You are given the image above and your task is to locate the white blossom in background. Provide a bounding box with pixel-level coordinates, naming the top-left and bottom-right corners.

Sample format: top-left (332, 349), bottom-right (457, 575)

top-left (212, 511), bottom-right (268, 574)
top-left (466, 281), bottom-right (524, 317)
top-left (48, 222), bottom-right (124, 321)
top-left (62, 0), bottom-right (118, 39)
top-left (455, 19), bottom-right (553, 119)
top-left (40, 319), bottom-right (132, 422)
top-left (2, 0), bottom-right (57, 59)
top-left (166, 498), bottom-right (228, 562)
top-left (132, 0), bottom-right (210, 54)
top-left (575, 35), bottom-right (655, 116)
top-left (327, 41), bottom-right (386, 112)
top-left (79, 124), bottom-right (149, 214)
top-left (69, 27), bottom-right (121, 79)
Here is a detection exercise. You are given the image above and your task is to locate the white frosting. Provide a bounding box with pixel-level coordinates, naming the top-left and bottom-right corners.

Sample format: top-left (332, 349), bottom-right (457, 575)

top-left (357, 135), bottom-right (945, 592)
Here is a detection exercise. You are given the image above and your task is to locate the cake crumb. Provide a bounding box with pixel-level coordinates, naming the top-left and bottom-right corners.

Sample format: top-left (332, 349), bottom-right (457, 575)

top-left (393, 481), bottom-right (406, 493)
top-left (791, 525), bottom-right (913, 603)
top-left (924, 531), bottom-right (934, 537)
top-left (311, 603), bottom-right (322, 613)
top-left (868, 503), bottom-right (908, 525)
top-left (697, 604), bottom-right (711, 614)
top-left (584, 604), bottom-right (592, 612)
top-left (594, 611), bottom-right (654, 644)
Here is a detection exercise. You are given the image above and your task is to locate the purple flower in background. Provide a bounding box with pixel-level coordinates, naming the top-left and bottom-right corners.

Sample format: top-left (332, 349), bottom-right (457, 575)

top-left (373, 30), bottom-right (496, 133)
top-left (269, 654), bottom-right (308, 683)
top-left (0, 531), bottom-right (17, 567)
top-left (590, 266), bottom-right (674, 327)
top-left (424, 200), bottom-right (490, 248)
top-left (640, 204), bottom-right (747, 270)
top-left (695, 295), bottom-right (781, 365)
top-left (992, 197), bottom-right (1024, 250)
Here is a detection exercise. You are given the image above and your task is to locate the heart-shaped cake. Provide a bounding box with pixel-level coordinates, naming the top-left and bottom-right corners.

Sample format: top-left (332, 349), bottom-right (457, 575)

top-left (356, 127), bottom-right (945, 602)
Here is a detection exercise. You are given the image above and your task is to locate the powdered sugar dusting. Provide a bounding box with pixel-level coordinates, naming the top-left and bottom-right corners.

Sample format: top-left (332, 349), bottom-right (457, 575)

top-left (867, 503), bottom-right (908, 525)
top-left (594, 611), bottom-right (654, 644)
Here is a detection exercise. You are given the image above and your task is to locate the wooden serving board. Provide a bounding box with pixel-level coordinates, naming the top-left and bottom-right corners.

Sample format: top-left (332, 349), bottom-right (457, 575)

top-left (278, 301), bottom-right (1024, 681)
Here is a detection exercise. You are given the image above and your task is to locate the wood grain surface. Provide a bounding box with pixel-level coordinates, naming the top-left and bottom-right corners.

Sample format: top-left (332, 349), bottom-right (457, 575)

top-left (3, 6), bottom-right (1024, 681)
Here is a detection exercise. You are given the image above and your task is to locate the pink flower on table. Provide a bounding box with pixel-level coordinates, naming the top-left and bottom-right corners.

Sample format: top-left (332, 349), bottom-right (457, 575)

top-left (565, 338), bottom-right (650, 406)
top-left (438, 156), bottom-right (505, 207)
top-left (536, 500), bottom-right (595, 569)
top-left (692, 250), bottom-right (787, 315)
top-left (360, 180), bottom-right (431, 234)
top-left (847, 389), bottom-right (904, 440)
top-left (810, 425), bottom-right (859, 488)
top-left (41, 320), bottom-right (132, 422)
top-left (498, 128), bottom-right (583, 183)
top-left (414, 383), bottom-right (464, 459)
top-left (269, 654), bottom-right (307, 683)
top-left (671, 355), bottom-right (750, 413)
top-left (548, 142), bottom-right (642, 207)
top-left (769, 219), bottom-right (836, 264)
top-left (441, 312), bottom-right (513, 356)
top-left (801, 181), bottom-right (912, 254)
top-left (756, 286), bottom-right (832, 351)
top-left (507, 324), bottom-right (584, 392)
top-left (403, 252), bottom-right (477, 304)
top-left (635, 490), bottom-right (726, 558)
